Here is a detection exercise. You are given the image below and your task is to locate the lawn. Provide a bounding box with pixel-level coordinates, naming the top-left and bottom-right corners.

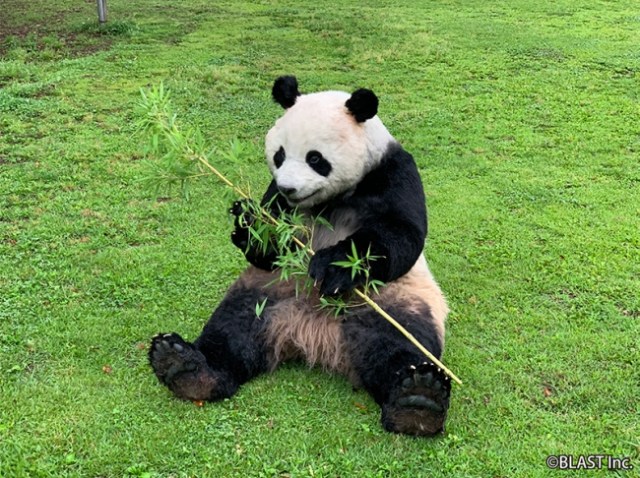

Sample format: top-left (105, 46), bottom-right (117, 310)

top-left (1, 0), bottom-right (638, 476)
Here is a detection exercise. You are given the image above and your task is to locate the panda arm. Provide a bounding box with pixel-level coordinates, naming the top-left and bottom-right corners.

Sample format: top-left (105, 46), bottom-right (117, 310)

top-left (309, 145), bottom-right (427, 294)
top-left (345, 212), bottom-right (426, 281)
top-left (354, 148), bottom-right (428, 282)
top-left (230, 180), bottom-right (292, 270)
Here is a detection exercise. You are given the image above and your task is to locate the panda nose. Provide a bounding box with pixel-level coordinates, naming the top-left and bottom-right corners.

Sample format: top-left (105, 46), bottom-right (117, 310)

top-left (278, 186), bottom-right (297, 197)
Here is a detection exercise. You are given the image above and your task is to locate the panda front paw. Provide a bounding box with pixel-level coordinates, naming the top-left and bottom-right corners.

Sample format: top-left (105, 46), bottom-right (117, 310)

top-left (229, 199), bottom-right (255, 251)
top-left (229, 200), bottom-right (279, 270)
top-left (309, 246), bottom-right (365, 296)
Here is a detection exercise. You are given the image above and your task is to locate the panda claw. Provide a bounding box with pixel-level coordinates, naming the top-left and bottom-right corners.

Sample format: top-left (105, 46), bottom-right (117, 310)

top-left (406, 362), bottom-right (451, 394)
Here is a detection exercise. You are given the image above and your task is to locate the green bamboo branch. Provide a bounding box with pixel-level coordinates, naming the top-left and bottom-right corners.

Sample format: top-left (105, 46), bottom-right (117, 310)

top-left (137, 84), bottom-right (462, 386)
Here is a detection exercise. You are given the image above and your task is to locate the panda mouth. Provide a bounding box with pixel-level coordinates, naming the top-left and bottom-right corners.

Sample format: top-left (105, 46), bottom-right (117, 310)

top-left (288, 189), bottom-right (319, 206)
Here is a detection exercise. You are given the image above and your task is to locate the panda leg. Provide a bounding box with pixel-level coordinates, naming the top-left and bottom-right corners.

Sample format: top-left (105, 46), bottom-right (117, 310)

top-left (342, 304), bottom-right (450, 436)
top-left (149, 285), bottom-right (271, 402)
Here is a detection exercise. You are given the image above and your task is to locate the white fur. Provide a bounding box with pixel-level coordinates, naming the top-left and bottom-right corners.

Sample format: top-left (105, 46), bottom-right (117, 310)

top-left (310, 207), bottom-right (360, 251)
top-left (265, 91), bottom-right (394, 208)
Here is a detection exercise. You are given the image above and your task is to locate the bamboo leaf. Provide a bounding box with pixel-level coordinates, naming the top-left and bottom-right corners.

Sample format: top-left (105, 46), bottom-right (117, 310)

top-left (255, 298), bottom-right (268, 318)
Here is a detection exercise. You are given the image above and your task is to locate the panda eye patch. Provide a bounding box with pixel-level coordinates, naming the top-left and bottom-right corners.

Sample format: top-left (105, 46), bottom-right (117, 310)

top-left (273, 147), bottom-right (285, 169)
top-left (306, 150), bottom-right (332, 177)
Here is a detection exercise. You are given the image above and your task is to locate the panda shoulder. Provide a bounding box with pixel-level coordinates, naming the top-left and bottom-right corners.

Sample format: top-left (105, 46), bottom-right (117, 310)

top-left (371, 142), bottom-right (421, 181)
top-left (354, 142), bottom-right (423, 199)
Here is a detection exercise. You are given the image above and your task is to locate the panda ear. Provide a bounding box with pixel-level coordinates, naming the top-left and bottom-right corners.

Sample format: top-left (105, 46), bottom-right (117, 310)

top-left (272, 76), bottom-right (300, 109)
top-left (345, 88), bottom-right (378, 122)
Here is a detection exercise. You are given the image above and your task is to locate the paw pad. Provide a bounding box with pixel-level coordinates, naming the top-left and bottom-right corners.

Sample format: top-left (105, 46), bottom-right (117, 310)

top-left (149, 332), bottom-right (200, 383)
top-left (382, 360), bottom-right (451, 436)
top-left (148, 332), bottom-right (218, 401)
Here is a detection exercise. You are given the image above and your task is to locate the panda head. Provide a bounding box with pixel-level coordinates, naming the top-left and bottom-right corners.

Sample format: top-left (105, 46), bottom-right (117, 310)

top-left (265, 76), bottom-right (394, 208)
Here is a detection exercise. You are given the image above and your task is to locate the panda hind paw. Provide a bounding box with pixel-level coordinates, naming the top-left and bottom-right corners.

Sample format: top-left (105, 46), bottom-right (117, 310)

top-left (381, 361), bottom-right (451, 436)
top-left (149, 333), bottom-right (217, 401)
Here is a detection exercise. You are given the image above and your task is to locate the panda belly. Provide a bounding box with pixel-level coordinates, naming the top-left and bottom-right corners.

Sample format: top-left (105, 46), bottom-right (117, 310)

top-left (236, 252), bottom-right (448, 379)
top-left (309, 205), bottom-right (361, 251)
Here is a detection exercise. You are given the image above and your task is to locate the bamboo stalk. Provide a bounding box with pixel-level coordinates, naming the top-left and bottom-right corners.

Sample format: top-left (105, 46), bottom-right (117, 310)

top-left (193, 153), bottom-right (463, 385)
top-left (353, 290), bottom-right (462, 384)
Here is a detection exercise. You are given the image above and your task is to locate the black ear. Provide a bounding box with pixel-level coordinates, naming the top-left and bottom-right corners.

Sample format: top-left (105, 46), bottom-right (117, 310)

top-left (345, 88), bottom-right (378, 122)
top-left (272, 76), bottom-right (300, 109)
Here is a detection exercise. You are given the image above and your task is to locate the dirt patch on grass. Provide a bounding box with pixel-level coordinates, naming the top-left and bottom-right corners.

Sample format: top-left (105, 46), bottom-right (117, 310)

top-left (0, 0), bottom-right (116, 57)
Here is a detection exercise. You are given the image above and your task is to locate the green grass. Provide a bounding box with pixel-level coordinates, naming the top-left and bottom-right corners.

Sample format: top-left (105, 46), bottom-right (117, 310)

top-left (1, 0), bottom-right (639, 476)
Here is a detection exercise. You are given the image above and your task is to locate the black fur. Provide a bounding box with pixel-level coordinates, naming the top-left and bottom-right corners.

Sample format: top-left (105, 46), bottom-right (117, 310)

top-left (345, 143), bottom-right (427, 281)
top-left (309, 143), bottom-right (426, 295)
top-left (306, 150), bottom-right (332, 177)
top-left (149, 286), bottom-right (274, 400)
top-left (273, 146), bottom-right (285, 168)
top-left (272, 76), bottom-right (300, 109)
top-left (194, 286), bottom-right (272, 383)
top-left (344, 302), bottom-right (449, 435)
top-left (343, 302), bottom-right (443, 405)
top-left (345, 88), bottom-right (379, 122)
top-left (229, 182), bottom-right (292, 270)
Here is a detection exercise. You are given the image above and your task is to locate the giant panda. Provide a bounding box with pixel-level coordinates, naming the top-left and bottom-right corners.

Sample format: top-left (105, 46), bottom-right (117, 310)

top-left (149, 76), bottom-right (451, 436)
